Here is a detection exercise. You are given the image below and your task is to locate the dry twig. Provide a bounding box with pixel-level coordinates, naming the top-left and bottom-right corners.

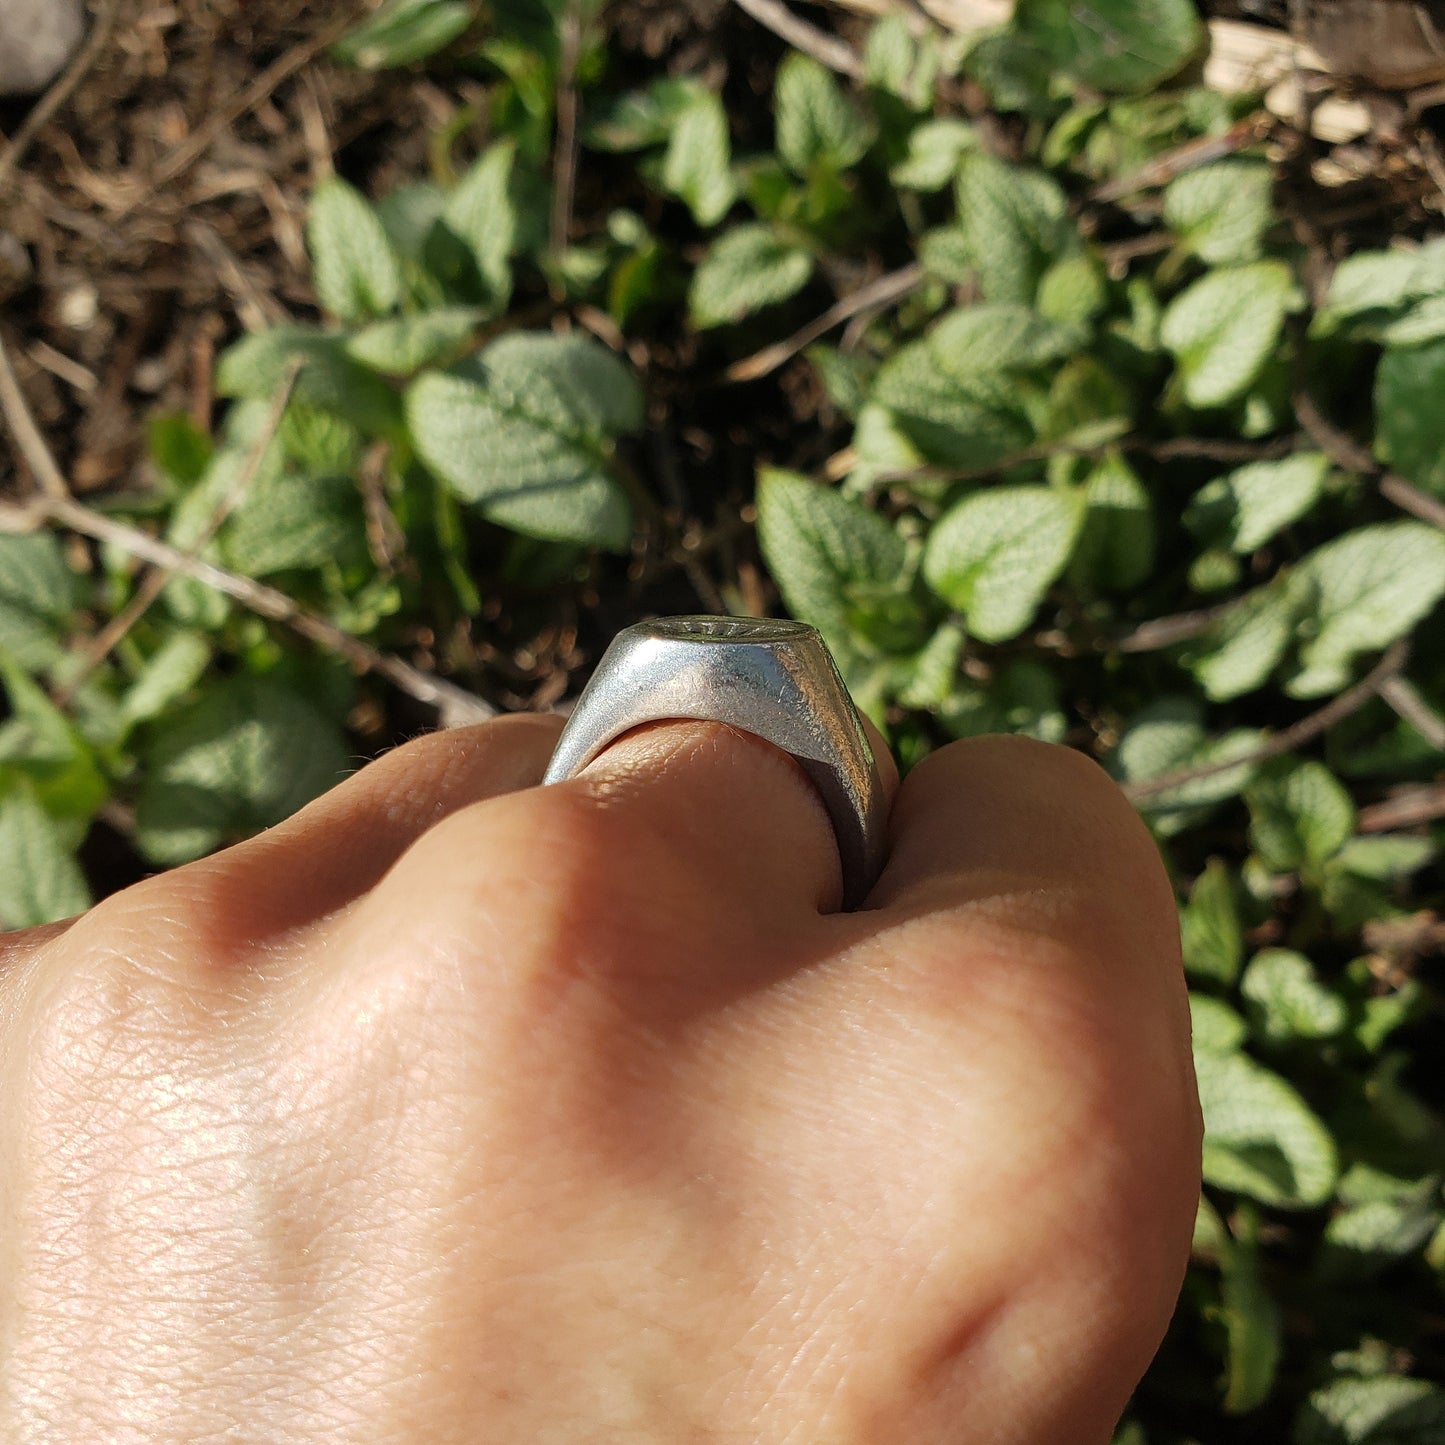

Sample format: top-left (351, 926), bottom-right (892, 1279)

top-left (1122, 641), bottom-right (1410, 803)
top-left (1376, 673), bottom-right (1445, 752)
top-left (549, 0), bottom-right (584, 261)
top-left (0, 330), bottom-right (71, 500)
top-left (1087, 113), bottom-right (1273, 204)
top-left (731, 0), bottom-right (862, 78)
top-left (726, 263), bottom-right (925, 382)
top-left (1359, 784), bottom-right (1445, 834)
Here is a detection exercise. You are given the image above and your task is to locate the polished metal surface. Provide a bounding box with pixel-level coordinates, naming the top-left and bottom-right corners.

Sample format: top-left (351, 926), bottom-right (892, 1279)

top-left (542, 616), bottom-right (889, 910)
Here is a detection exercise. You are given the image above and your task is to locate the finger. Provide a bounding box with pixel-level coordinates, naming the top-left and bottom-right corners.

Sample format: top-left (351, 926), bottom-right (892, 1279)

top-left (836, 734), bottom-right (1198, 1438)
top-left (155, 712), bottom-right (566, 939)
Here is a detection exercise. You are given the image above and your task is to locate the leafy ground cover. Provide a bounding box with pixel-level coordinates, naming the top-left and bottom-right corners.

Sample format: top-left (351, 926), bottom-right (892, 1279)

top-left (2, 0), bottom-right (1444, 1438)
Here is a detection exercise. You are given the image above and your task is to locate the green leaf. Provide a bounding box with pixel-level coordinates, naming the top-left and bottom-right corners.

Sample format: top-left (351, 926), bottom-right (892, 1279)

top-left (956, 152), bottom-right (1070, 304)
top-left (689, 224), bottom-right (813, 329)
top-left (346, 306), bottom-right (483, 374)
top-left (1112, 697), bottom-right (1263, 836)
top-left (1196, 1049), bottom-right (1339, 1208)
top-left (1036, 253), bottom-right (1108, 328)
top-left (1375, 339), bottom-right (1445, 496)
top-left (1163, 160), bottom-right (1273, 265)
top-left (937, 659), bottom-right (1066, 743)
top-left (1190, 992), bottom-right (1248, 1054)
top-left (1246, 759), bottom-right (1356, 873)
top-left (215, 326), bottom-right (404, 437)
top-left (1335, 835), bottom-right (1435, 881)
top-left (660, 87), bottom-right (735, 225)
top-left (222, 469), bottom-right (369, 577)
top-left (1181, 859), bottom-right (1244, 985)
top-left (119, 632), bottom-right (212, 729)
top-left (134, 673), bottom-right (352, 866)
top-left (147, 412), bottom-right (214, 485)
top-left (437, 140), bottom-right (517, 307)
top-left (0, 779), bottom-right (91, 928)
top-left (1184, 453), bottom-right (1329, 554)
top-left (405, 331), bottom-right (642, 550)
top-left (918, 225), bottom-right (972, 285)
top-left (1016, 0), bottom-right (1204, 93)
top-left (331, 0), bottom-right (471, 69)
top-left (928, 303), bottom-right (1081, 375)
top-left (1185, 577), bottom-right (1304, 702)
top-left (1294, 1376), bottom-right (1445, 1445)
top-left (755, 468), bottom-right (907, 648)
top-left (774, 52), bottom-right (872, 177)
top-left (0, 664), bottom-right (108, 833)
top-left (1071, 451), bottom-right (1154, 590)
top-left (1242, 949), bottom-right (1348, 1043)
top-left (1288, 522), bottom-right (1445, 697)
top-left (307, 177), bottom-right (403, 322)
top-left (584, 78), bottom-right (705, 151)
top-left (922, 485), bottom-right (1084, 642)
top-left (863, 13), bottom-right (937, 109)
top-left (1319, 237), bottom-right (1445, 321)
top-left (1161, 261), bottom-right (1293, 408)
top-left (890, 118), bottom-right (975, 191)
top-left (806, 346), bottom-right (874, 419)
top-left (0, 532), bottom-right (78, 672)
top-left (1220, 1211), bottom-right (1283, 1414)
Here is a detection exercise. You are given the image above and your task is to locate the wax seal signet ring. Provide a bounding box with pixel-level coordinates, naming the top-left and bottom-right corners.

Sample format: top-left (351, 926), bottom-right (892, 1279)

top-left (542, 615), bottom-right (890, 910)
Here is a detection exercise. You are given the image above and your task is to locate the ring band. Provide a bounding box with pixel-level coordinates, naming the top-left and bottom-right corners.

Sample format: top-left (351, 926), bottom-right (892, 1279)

top-left (542, 616), bottom-right (889, 910)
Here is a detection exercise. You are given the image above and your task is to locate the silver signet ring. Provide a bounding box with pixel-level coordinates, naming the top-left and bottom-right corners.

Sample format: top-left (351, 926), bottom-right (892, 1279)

top-left (542, 616), bottom-right (890, 911)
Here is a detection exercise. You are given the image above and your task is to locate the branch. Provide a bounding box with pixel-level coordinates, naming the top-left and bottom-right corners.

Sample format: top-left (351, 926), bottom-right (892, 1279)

top-left (726, 262), bottom-right (924, 382)
top-left (1121, 641), bottom-right (1409, 803)
top-left (1087, 113), bottom-right (1272, 203)
top-left (1293, 384), bottom-right (1445, 530)
top-left (0, 329), bottom-right (71, 499)
top-left (1359, 784), bottom-right (1445, 834)
top-left (1375, 673), bottom-right (1445, 752)
top-left (731, 0), bottom-right (862, 78)
top-left (0, 340), bottom-right (495, 727)
top-left (1110, 602), bottom-right (1235, 654)
top-left (0, 0), bottom-right (122, 192)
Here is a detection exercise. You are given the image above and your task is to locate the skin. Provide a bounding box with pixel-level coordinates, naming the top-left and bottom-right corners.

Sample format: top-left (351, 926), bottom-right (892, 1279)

top-left (0, 713), bottom-right (1201, 1444)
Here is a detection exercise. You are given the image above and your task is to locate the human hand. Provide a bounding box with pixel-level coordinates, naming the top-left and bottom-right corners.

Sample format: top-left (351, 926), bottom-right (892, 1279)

top-left (0, 711), bottom-right (1200, 1443)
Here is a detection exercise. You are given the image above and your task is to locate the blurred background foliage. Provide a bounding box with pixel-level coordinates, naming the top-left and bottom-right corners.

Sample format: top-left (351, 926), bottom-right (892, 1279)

top-left (1, 0), bottom-right (1444, 1437)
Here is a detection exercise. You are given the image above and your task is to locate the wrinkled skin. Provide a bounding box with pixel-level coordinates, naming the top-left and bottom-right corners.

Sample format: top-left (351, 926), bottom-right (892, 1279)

top-left (0, 714), bottom-right (1200, 1443)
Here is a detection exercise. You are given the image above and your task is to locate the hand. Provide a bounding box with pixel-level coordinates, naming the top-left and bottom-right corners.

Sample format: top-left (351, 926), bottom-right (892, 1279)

top-left (0, 713), bottom-right (1200, 1443)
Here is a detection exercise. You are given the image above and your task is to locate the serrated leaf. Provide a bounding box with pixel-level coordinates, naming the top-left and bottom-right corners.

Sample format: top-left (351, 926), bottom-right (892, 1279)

top-left (1220, 1212), bottom-right (1283, 1414)
top-left (1190, 992), bottom-right (1248, 1054)
top-left (1164, 159), bottom-right (1273, 265)
top-left (918, 225), bottom-right (972, 284)
top-left (1161, 261), bottom-right (1293, 408)
top-left (405, 331), bottom-right (642, 550)
top-left (346, 306), bottom-right (483, 374)
top-left (1112, 697), bottom-right (1263, 836)
top-left (928, 303), bottom-right (1081, 376)
top-left (1196, 1049), bottom-right (1339, 1208)
top-left (807, 345), bottom-right (874, 419)
top-left (1375, 339), bottom-right (1445, 496)
top-left (0, 532), bottom-right (78, 672)
top-left (863, 13), bottom-right (937, 108)
top-left (584, 77), bottom-right (706, 151)
top-left (922, 485), bottom-right (1084, 642)
top-left (1036, 253), bottom-right (1107, 327)
top-left (1186, 577), bottom-right (1304, 702)
top-left (938, 659), bottom-right (1067, 743)
top-left (1320, 237), bottom-right (1445, 320)
top-left (437, 140), bottom-right (517, 308)
top-left (689, 224), bottom-right (813, 328)
top-left (1294, 1376), bottom-right (1445, 1445)
top-left (660, 88), bottom-right (735, 225)
top-left (222, 469), bottom-right (368, 577)
top-left (1181, 859), bottom-right (1243, 985)
top-left (1242, 949), bottom-right (1348, 1042)
top-left (1184, 453), bottom-right (1329, 553)
top-left (0, 664), bottom-right (108, 833)
top-left (895, 621), bottom-right (965, 709)
top-left (1071, 452), bottom-right (1154, 591)
top-left (331, 0), bottom-right (471, 69)
top-left (1335, 835), bottom-right (1435, 880)
top-left (890, 117), bottom-right (975, 191)
top-left (134, 673), bottom-right (351, 866)
top-left (1288, 522), bottom-right (1445, 697)
top-left (956, 151), bottom-right (1070, 304)
top-left (0, 779), bottom-right (90, 928)
top-left (307, 177), bottom-right (403, 322)
top-left (1016, 0), bottom-right (1204, 93)
top-left (1246, 759), bottom-right (1356, 872)
top-left (870, 346), bottom-right (1033, 473)
top-left (215, 326), bottom-right (403, 437)
top-left (774, 52), bottom-right (872, 177)
top-left (755, 468), bottom-right (908, 648)
top-left (1379, 294), bottom-right (1445, 345)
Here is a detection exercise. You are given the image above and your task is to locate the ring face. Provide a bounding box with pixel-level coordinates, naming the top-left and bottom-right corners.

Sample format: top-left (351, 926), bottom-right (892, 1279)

top-left (542, 615), bottom-right (889, 910)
